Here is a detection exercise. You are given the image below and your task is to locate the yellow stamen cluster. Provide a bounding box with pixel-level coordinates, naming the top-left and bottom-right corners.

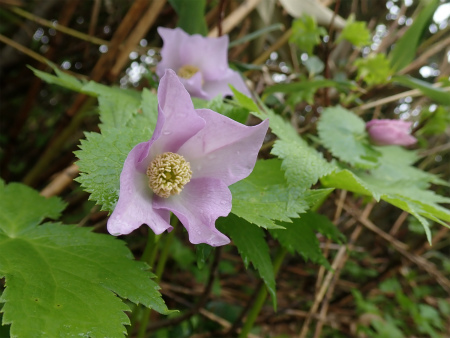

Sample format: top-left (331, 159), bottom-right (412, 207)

top-left (147, 152), bottom-right (192, 198)
top-left (177, 65), bottom-right (200, 79)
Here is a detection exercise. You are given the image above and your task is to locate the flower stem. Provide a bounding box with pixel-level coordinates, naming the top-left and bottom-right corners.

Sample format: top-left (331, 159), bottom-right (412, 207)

top-left (137, 219), bottom-right (177, 338)
top-left (129, 230), bottom-right (159, 335)
top-left (238, 247), bottom-right (287, 338)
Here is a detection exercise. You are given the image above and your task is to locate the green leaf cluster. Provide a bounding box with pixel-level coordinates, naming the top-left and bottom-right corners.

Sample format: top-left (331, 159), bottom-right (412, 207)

top-left (354, 53), bottom-right (392, 86)
top-left (290, 14), bottom-right (327, 55)
top-left (337, 15), bottom-right (371, 47)
top-left (0, 183), bottom-right (171, 337)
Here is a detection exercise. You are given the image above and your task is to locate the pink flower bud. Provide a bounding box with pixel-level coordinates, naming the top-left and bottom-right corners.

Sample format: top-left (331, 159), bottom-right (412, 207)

top-left (366, 119), bottom-right (417, 146)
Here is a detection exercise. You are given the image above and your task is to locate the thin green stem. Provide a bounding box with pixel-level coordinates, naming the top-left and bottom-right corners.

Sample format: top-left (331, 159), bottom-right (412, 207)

top-left (238, 247), bottom-right (287, 338)
top-left (137, 219), bottom-right (177, 338)
top-left (129, 230), bottom-right (159, 334)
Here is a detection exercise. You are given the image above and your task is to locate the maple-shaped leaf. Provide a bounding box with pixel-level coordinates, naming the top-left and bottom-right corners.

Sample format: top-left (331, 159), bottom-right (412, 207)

top-left (0, 183), bottom-right (172, 337)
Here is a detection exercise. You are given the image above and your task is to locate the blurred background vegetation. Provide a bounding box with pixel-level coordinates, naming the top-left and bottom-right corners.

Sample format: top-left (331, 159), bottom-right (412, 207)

top-left (0, 0), bottom-right (449, 337)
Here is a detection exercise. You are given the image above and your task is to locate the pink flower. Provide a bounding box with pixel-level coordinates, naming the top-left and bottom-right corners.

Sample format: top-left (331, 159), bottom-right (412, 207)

top-left (156, 27), bottom-right (251, 100)
top-left (107, 70), bottom-right (268, 246)
top-left (366, 119), bottom-right (417, 146)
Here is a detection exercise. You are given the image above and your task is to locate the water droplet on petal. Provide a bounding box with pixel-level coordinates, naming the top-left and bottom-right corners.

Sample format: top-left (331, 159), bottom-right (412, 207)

top-left (163, 131), bottom-right (172, 135)
top-left (220, 200), bottom-right (227, 205)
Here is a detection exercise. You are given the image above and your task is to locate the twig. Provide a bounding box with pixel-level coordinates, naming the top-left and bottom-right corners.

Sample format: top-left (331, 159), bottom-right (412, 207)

top-left (109, 0), bottom-right (167, 80)
top-left (40, 164), bottom-right (79, 197)
top-left (354, 84), bottom-right (450, 112)
top-left (9, 6), bottom-right (110, 46)
top-left (343, 202), bottom-right (450, 294)
top-left (208, 0), bottom-right (262, 38)
top-left (0, 33), bottom-right (50, 65)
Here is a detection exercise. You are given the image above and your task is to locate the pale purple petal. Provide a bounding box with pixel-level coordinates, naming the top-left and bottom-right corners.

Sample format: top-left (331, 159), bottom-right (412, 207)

top-left (151, 69), bottom-right (206, 155)
top-left (107, 142), bottom-right (172, 236)
top-left (178, 109), bottom-right (269, 186)
top-left (153, 178), bottom-right (232, 246)
top-left (156, 27), bottom-right (186, 78)
top-left (202, 69), bottom-right (251, 99)
top-left (179, 33), bottom-right (229, 81)
top-left (178, 72), bottom-right (209, 100)
top-left (366, 119), bottom-right (417, 146)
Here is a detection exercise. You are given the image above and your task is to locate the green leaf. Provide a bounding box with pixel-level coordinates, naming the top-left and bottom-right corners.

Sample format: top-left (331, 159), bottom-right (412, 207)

top-left (271, 140), bottom-right (336, 190)
top-left (195, 244), bottom-right (214, 270)
top-left (337, 14), bottom-right (371, 47)
top-left (28, 62), bottom-right (85, 92)
top-left (317, 106), bottom-right (380, 168)
top-left (231, 87), bottom-right (337, 190)
top-left (81, 81), bottom-right (142, 128)
top-left (192, 95), bottom-right (250, 124)
top-left (75, 127), bottom-right (151, 212)
top-left (389, 0), bottom-right (440, 71)
top-left (393, 76), bottom-right (450, 106)
top-left (168, 0), bottom-right (208, 36)
top-left (420, 106), bottom-right (450, 135)
top-left (217, 214), bottom-right (276, 309)
top-left (321, 145), bottom-right (450, 243)
top-left (264, 78), bottom-right (353, 96)
top-left (230, 159), bottom-right (312, 229)
top-left (290, 14), bottom-right (327, 55)
top-left (271, 211), bottom-right (344, 268)
top-left (354, 53), bottom-right (392, 86)
top-left (0, 183), bottom-right (171, 337)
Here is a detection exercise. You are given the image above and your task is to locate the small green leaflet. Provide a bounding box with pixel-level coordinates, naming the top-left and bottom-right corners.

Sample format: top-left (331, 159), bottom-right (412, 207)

top-left (354, 53), bottom-right (392, 86)
top-left (217, 214), bottom-right (277, 309)
top-left (270, 211), bottom-right (344, 269)
top-left (290, 14), bottom-right (327, 55)
top-left (0, 183), bottom-right (172, 337)
top-left (28, 62), bottom-right (85, 92)
top-left (337, 14), bottom-right (371, 47)
top-left (317, 106), bottom-right (380, 168)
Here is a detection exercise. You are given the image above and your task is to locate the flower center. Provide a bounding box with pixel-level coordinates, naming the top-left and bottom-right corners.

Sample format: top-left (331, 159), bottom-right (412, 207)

top-left (177, 65), bottom-right (200, 79)
top-left (147, 152), bottom-right (192, 198)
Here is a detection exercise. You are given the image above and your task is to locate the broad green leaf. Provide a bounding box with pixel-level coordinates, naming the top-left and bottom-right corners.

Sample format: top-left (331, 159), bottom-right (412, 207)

top-left (81, 81), bottom-right (142, 128)
top-left (303, 56), bottom-right (325, 76)
top-left (168, 0), bottom-right (208, 36)
top-left (271, 211), bottom-right (344, 269)
top-left (217, 214), bottom-right (276, 309)
top-left (393, 76), bottom-right (450, 106)
top-left (389, 0), bottom-right (440, 71)
top-left (317, 106), bottom-right (380, 168)
top-left (337, 15), bottom-right (371, 47)
top-left (230, 159), bottom-right (313, 229)
top-left (28, 62), bottom-right (85, 92)
top-left (354, 53), bottom-right (392, 86)
top-left (0, 183), bottom-right (171, 337)
top-left (290, 14), bottom-right (327, 55)
top-left (75, 127), bottom-right (151, 212)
